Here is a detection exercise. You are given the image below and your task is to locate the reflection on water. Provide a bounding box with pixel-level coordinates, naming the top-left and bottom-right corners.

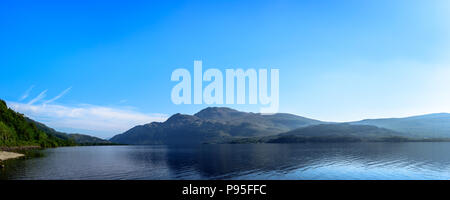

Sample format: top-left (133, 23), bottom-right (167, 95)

top-left (1, 143), bottom-right (450, 180)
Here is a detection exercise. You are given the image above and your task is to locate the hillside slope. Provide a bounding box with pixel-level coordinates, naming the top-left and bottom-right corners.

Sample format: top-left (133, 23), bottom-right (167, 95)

top-left (26, 117), bottom-right (111, 145)
top-left (0, 100), bottom-right (73, 147)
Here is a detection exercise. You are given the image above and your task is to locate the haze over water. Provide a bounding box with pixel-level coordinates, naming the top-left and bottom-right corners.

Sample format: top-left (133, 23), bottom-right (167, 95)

top-left (1, 143), bottom-right (450, 180)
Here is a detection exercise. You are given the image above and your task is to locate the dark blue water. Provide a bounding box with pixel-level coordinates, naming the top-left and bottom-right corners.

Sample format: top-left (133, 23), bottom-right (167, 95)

top-left (1, 143), bottom-right (450, 180)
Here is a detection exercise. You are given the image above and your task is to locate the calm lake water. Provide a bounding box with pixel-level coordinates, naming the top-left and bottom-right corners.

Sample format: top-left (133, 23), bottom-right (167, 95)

top-left (1, 143), bottom-right (450, 180)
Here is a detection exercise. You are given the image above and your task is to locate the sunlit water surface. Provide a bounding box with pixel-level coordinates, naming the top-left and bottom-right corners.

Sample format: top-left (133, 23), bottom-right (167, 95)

top-left (1, 143), bottom-right (450, 180)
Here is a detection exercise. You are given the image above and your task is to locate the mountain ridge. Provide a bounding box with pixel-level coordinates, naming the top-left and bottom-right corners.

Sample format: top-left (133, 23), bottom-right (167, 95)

top-left (111, 107), bottom-right (450, 145)
top-left (26, 118), bottom-right (112, 145)
top-left (351, 113), bottom-right (450, 138)
top-left (109, 107), bottom-right (323, 144)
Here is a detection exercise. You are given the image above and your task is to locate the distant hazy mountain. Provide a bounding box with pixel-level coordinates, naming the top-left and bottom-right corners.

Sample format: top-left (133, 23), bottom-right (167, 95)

top-left (351, 113), bottom-right (450, 138)
top-left (26, 117), bottom-right (111, 145)
top-left (267, 123), bottom-right (408, 143)
top-left (109, 107), bottom-right (323, 145)
top-left (67, 134), bottom-right (112, 145)
top-left (281, 123), bottom-right (402, 137)
top-left (229, 123), bottom-right (443, 144)
top-left (26, 118), bottom-right (72, 140)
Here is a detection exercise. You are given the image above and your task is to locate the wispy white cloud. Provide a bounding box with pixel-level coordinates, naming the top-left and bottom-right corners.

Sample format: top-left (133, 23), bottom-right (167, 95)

top-left (27, 90), bottom-right (47, 105)
top-left (7, 101), bottom-right (168, 139)
top-left (43, 87), bottom-right (72, 105)
top-left (19, 85), bottom-right (35, 101)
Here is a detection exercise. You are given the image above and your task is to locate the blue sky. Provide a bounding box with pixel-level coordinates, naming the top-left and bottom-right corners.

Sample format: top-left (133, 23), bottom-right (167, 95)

top-left (1, 0), bottom-right (449, 138)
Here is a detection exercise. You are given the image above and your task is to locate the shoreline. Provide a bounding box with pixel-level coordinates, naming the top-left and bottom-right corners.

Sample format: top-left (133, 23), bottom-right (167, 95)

top-left (0, 146), bottom-right (41, 165)
top-left (0, 145), bottom-right (41, 152)
top-left (0, 151), bottom-right (25, 162)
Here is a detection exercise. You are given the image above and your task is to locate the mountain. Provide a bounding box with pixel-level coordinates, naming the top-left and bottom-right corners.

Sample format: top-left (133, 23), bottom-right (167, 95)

top-left (110, 107), bottom-right (323, 145)
top-left (25, 118), bottom-right (73, 140)
top-left (110, 114), bottom-right (230, 145)
top-left (229, 123), bottom-right (438, 144)
top-left (351, 113), bottom-right (450, 138)
top-left (0, 100), bottom-right (74, 147)
top-left (67, 134), bottom-right (112, 145)
top-left (267, 123), bottom-right (408, 143)
top-left (26, 117), bottom-right (111, 145)
top-left (195, 107), bottom-right (322, 134)
top-left (281, 123), bottom-right (403, 138)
